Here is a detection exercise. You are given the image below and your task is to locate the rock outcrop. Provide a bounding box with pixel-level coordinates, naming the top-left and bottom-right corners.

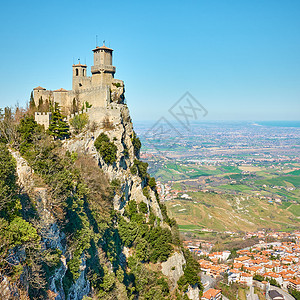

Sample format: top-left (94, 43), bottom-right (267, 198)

top-left (161, 251), bottom-right (186, 289)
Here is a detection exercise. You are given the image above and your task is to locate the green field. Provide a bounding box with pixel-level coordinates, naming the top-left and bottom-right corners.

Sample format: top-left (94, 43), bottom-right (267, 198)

top-left (165, 191), bottom-right (299, 232)
top-left (218, 184), bottom-right (253, 192)
top-left (289, 204), bottom-right (300, 217)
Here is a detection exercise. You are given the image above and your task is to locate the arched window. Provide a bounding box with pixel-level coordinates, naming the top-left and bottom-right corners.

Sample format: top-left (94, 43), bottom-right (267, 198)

top-left (83, 69), bottom-right (85, 76)
top-left (76, 69), bottom-right (78, 76)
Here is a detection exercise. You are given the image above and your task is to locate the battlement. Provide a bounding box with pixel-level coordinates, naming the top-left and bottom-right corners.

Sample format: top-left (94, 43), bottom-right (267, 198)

top-left (35, 112), bottom-right (52, 116)
top-left (64, 108), bottom-right (91, 122)
top-left (35, 112), bottom-right (52, 129)
top-left (91, 64), bottom-right (116, 74)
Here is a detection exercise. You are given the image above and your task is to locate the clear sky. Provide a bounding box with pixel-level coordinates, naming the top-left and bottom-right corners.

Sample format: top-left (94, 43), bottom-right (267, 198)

top-left (0, 0), bottom-right (299, 121)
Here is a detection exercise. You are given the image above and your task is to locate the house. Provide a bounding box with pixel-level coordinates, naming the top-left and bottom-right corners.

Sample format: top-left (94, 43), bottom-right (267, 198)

top-left (228, 269), bottom-right (241, 283)
top-left (287, 278), bottom-right (300, 291)
top-left (201, 288), bottom-right (222, 300)
top-left (239, 272), bottom-right (253, 286)
top-left (263, 272), bottom-right (283, 286)
top-left (234, 256), bottom-right (251, 267)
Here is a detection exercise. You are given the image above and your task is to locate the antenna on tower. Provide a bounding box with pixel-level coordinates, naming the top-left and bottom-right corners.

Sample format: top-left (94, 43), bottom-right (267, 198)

top-left (78, 58), bottom-right (80, 64)
top-left (96, 35), bottom-right (98, 47)
top-left (103, 40), bottom-right (105, 45)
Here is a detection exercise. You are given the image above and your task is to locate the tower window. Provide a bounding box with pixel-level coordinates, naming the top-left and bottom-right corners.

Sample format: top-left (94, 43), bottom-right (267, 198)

top-left (83, 69), bottom-right (85, 76)
top-left (76, 69), bottom-right (78, 76)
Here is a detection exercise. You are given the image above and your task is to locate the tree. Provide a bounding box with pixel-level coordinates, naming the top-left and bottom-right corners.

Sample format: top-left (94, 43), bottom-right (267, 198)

top-left (38, 96), bottom-right (43, 111)
top-left (70, 113), bottom-right (89, 133)
top-left (17, 115), bottom-right (41, 154)
top-left (47, 103), bottom-right (70, 139)
top-left (29, 91), bottom-right (36, 111)
top-left (132, 132), bottom-right (141, 158)
top-left (94, 133), bottom-right (117, 164)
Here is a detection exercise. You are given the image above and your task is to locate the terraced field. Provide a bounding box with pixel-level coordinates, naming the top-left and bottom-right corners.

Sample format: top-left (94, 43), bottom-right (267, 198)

top-left (165, 191), bottom-right (299, 232)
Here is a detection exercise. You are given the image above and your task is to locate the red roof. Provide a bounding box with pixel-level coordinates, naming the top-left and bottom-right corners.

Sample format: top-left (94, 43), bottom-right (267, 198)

top-left (73, 63), bottom-right (87, 67)
top-left (202, 288), bottom-right (221, 299)
top-left (92, 43), bottom-right (113, 52)
top-left (33, 86), bottom-right (46, 90)
top-left (53, 88), bottom-right (68, 92)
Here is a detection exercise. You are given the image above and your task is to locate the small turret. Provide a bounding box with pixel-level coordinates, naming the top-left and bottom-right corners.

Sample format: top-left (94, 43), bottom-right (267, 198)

top-left (72, 62), bottom-right (87, 90)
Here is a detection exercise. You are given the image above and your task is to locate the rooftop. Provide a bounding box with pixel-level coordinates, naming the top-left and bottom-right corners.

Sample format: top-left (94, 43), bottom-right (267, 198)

top-left (33, 86), bottom-right (46, 90)
top-left (92, 43), bottom-right (113, 52)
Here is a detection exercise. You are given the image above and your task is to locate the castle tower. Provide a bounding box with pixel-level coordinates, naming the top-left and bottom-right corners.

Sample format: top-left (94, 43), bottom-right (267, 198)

top-left (72, 62), bottom-right (87, 90)
top-left (91, 43), bottom-right (116, 85)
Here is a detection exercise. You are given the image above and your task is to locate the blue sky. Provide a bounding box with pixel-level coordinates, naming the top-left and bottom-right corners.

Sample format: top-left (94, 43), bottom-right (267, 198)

top-left (0, 0), bottom-right (299, 121)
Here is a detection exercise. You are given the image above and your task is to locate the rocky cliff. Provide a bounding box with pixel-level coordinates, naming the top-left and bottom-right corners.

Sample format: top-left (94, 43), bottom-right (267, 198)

top-left (0, 102), bottom-right (202, 299)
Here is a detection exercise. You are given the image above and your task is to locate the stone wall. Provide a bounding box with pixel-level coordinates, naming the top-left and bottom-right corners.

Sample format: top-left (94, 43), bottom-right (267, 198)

top-left (34, 112), bottom-right (52, 129)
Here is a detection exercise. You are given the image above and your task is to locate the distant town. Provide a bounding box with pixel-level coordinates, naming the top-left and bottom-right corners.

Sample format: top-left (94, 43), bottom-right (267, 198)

top-left (136, 121), bottom-right (300, 299)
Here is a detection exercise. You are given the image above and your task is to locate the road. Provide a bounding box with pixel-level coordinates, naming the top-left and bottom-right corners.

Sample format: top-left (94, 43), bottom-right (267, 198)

top-left (246, 286), bottom-right (259, 300)
top-left (201, 274), bottom-right (216, 291)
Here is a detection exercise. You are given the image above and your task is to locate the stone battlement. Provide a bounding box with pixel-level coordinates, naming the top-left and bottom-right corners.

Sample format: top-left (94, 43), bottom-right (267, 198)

top-left (35, 112), bottom-right (52, 129)
top-left (64, 108), bottom-right (91, 122)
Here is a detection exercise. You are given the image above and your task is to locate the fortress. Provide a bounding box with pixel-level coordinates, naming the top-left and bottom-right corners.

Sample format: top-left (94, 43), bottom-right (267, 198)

top-left (33, 43), bottom-right (125, 128)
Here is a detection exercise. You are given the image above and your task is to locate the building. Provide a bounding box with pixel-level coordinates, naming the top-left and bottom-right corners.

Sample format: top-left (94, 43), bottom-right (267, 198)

top-left (33, 43), bottom-right (125, 123)
top-left (201, 288), bottom-right (222, 300)
top-left (288, 278), bottom-right (300, 291)
top-left (239, 272), bottom-right (253, 286)
top-left (268, 290), bottom-right (284, 300)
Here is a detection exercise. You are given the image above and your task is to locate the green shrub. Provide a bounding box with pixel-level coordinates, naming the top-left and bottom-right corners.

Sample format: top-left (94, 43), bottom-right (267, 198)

top-left (130, 164), bottom-right (137, 175)
top-left (132, 132), bottom-right (141, 157)
top-left (139, 202), bottom-right (148, 214)
top-left (70, 113), bottom-right (89, 133)
top-left (143, 187), bottom-right (150, 199)
top-left (133, 159), bottom-right (148, 181)
top-left (149, 177), bottom-right (156, 189)
top-left (17, 116), bottom-right (41, 154)
top-left (94, 133), bottom-right (117, 164)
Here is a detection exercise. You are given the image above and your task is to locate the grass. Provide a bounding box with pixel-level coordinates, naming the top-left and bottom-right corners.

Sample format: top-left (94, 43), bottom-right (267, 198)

top-left (238, 288), bottom-right (247, 300)
top-left (256, 175), bottom-right (300, 187)
top-left (288, 204), bottom-right (300, 217)
top-left (165, 191), bottom-right (299, 233)
top-left (218, 184), bottom-right (253, 192)
top-left (178, 224), bottom-right (204, 231)
top-left (287, 169), bottom-right (300, 176)
top-left (220, 166), bottom-right (242, 173)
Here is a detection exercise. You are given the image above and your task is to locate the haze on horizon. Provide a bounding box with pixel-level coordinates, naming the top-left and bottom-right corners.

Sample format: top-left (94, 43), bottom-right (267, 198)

top-left (0, 0), bottom-right (299, 122)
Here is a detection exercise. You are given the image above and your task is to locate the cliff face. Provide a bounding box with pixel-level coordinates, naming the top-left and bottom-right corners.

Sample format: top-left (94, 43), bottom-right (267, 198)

top-left (64, 104), bottom-right (163, 220)
top-left (0, 102), bottom-right (202, 300)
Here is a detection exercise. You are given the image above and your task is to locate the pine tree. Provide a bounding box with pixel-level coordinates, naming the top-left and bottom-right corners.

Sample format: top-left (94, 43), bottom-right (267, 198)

top-left (38, 96), bottom-right (43, 111)
top-left (47, 103), bottom-right (70, 139)
top-left (29, 91), bottom-right (36, 110)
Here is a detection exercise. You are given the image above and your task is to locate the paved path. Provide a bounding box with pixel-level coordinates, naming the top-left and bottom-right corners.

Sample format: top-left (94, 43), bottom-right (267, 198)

top-left (201, 274), bottom-right (216, 291)
top-left (246, 286), bottom-right (259, 300)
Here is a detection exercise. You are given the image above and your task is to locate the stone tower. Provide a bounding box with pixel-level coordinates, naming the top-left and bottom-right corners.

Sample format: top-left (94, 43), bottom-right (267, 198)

top-left (91, 43), bottom-right (116, 86)
top-left (72, 62), bottom-right (87, 90)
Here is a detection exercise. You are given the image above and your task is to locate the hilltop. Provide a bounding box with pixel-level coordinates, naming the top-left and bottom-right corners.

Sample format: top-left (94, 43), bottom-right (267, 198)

top-left (0, 46), bottom-right (203, 300)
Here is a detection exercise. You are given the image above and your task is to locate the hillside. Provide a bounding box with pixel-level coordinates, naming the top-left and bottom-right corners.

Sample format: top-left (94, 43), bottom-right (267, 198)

top-left (165, 191), bottom-right (298, 233)
top-left (0, 104), bottom-right (203, 300)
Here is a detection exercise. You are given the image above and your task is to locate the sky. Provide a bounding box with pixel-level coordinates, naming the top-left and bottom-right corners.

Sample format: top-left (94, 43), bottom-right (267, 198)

top-left (0, 0), bottom-right (299, 122)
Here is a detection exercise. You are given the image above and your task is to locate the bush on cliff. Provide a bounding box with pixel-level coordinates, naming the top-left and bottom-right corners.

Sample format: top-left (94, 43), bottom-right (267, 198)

top-left (94, 133), bottom-right (117, 164)
top-left (70, 113), bottom-right (89, 133)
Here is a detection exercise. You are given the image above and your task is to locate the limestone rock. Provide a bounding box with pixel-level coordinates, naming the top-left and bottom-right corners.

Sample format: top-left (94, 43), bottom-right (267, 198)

top-left (161, 251), bottom-right (186, 289)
